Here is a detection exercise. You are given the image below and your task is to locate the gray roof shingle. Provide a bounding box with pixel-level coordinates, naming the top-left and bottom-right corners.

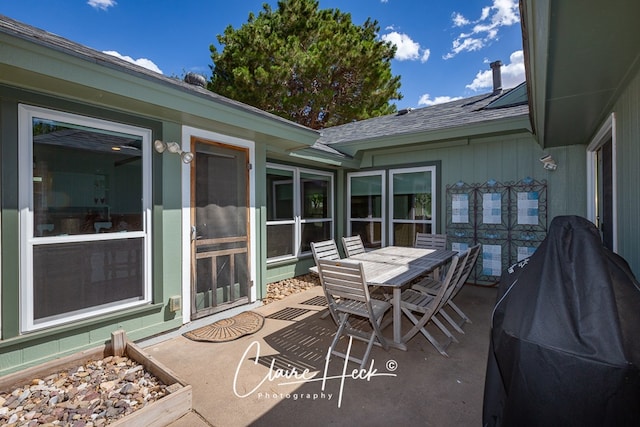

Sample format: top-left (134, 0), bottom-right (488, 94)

top-left (316, 87), bottom-right (528, 146)
top-left (0, 14), bottom-right (314, 133)
top-left (2, 14), bottom-right (528, 160)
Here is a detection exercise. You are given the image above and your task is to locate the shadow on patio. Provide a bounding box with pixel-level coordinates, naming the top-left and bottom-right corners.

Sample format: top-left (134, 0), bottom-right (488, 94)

top-left (148, 283), bottom-right (496, 427)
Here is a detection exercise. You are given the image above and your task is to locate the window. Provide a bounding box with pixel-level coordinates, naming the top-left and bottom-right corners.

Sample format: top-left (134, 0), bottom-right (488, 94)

top-left (389, 166), bottom-right (436, 246)
top-left (266, 165), bottom-right (333, 261)
top-left (19, 105), bottom-right (152, 331)
top-left (347, 171), bottom-right (385, 248)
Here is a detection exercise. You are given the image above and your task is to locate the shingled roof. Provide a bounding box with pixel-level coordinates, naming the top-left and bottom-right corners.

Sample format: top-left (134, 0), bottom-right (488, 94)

top-left (316, 84), bottom-right (528, 148)
top-left (0, 14), bottom-right (313, 133)
top-left (2, 14), bottom-right (528, 162)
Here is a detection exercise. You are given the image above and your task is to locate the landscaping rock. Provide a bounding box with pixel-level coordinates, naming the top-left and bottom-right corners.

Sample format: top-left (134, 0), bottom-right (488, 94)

top-left (263, 273), bottom-right (320, 305)
top-left (0, 356), bottom-right (167, 425)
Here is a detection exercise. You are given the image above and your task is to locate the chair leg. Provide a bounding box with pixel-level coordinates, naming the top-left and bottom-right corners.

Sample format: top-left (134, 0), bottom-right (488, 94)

top-left (328, 313), bottom-right (348, 358)
top-left (328, 314), bottom-right (386, 369)
top-left (437, 308), bottom-right (465, 334)
top-left (448, 300), bottom-right (472, 326)
top-left (402, 309), bottom-right (451, 357)
top-left (431, 316), bottom-right (459, 343)
top-left (401, 307), bottom-right (453, 357)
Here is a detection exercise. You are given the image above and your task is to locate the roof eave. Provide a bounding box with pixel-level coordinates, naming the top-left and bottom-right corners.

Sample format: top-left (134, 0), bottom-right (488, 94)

top-left (521, 0), bottom-right (550, 148)
top-left (0, 19), bottom-right (319, 149)
top-left (329, 114), bottom-right (531, 156)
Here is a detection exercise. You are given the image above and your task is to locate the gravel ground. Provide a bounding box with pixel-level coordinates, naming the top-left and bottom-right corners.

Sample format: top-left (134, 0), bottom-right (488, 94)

top-left (0, 356), bottom-right (167, 426)
top-left (0, 274), bottom-right (319, 425)
top-left (263, 273), bottom-right (320, 305)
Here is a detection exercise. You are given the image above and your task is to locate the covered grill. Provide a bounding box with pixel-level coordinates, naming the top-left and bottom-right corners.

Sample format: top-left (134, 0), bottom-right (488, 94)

top-left (483, 215), bottom-right (640, 426)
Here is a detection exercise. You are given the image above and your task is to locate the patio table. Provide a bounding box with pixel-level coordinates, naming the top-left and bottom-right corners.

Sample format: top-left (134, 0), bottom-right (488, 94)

top-left (311, 246), bottom-right (457, 350)
top-left (349, 247), bottom-right (457, 350)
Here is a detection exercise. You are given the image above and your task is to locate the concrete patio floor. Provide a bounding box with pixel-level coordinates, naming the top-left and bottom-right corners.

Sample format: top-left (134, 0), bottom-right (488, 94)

top-left (143, 283), bottom-right (497, 427)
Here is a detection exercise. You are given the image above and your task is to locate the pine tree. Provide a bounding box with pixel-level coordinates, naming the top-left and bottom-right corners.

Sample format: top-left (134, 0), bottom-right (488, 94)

top-left (209, 0), bottom-right (402, 129)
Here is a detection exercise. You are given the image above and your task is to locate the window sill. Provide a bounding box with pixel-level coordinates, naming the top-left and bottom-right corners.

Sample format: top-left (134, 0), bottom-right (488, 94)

top-left (266, 253), bottom-right (313, 268)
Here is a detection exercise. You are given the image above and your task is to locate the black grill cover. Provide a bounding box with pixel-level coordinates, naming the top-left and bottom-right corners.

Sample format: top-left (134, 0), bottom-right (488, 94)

top-left (483, 216), bottom-right (640, 426)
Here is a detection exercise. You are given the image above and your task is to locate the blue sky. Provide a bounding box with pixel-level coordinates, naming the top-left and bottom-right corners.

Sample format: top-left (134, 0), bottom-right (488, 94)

top-left (0, 0), bottom-right (525, 109)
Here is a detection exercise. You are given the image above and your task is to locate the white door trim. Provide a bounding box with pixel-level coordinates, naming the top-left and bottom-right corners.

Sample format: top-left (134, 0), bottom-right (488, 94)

top-left (586, 112), bottom-right (617, 251)
top-left (180, 126), bottom-right (256, 324)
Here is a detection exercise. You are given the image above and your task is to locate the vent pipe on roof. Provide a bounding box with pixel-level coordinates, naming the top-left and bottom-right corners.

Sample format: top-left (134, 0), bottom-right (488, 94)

top-left (184, 72), bottom-right (207, 88)
top-left (490, 60), bottom-right (503, 93)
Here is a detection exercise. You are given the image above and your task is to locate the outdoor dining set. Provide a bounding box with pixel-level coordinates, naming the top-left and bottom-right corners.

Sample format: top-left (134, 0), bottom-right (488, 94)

top-left (309, 234), bottom-right (481, 369)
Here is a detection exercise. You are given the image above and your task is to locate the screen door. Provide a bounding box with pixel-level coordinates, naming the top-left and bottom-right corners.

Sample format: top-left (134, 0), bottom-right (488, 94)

top-left (191, 139), bottom-right (250, 319)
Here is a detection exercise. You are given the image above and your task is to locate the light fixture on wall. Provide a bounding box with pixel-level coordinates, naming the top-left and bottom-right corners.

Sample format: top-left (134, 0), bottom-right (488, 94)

top-left (154, 140), bottom-right (194, 163)
top-left (540, 154), bottom-right (557, 171)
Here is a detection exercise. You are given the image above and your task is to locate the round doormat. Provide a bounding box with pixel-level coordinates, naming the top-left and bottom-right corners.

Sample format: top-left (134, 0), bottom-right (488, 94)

top-left (183, 311), bottom-right (264, 343)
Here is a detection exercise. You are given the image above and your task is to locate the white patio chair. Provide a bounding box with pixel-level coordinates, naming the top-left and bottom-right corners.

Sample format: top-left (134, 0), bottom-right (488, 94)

top-left (317, 258), bottom-right (392, 369)
top-left (414, 232), bottom-right (448, 279)
top-left (310, 240), bottom-right (341, 264)
top-left (311, 240), bottom-right (341, 320)
top-left (413, 244), bottom-right (481, 333)
top-left (341, 235), bottom-right (366, 257)
top-left (342, 235), bottom-right (391, 300)
top-left (399, 252), bottom-right (467, 357)
top-left (414, 232), bottom-right (447, 250)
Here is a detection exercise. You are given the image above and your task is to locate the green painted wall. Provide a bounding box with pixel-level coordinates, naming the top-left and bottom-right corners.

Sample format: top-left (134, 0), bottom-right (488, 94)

top-left (360, 133), bottom-right (586, 227)
top-left (264, 132), bottom-right (588, 285)
top-left (0, 88), bottom-right (185, 375)
top-left (613, 67), bottom-right (640, 276)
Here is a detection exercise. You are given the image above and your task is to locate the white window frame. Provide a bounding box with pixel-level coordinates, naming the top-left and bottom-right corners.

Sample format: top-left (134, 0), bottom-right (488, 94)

top-left (266, 164), bottom-right (298, 262)
top-left (18, 104), bottom-right (152, 332)
top-left (347, 170), bottom-right (386, 247)
top-left (388, 165), bottom-right (437, 245)
top-left (266, 163), bottom-right (334, 262)
top-left (586, 112), bottom-right (617, 251)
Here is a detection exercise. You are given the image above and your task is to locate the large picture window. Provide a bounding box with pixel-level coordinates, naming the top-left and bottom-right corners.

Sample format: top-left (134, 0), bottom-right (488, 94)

top-left (389, 166), bottom-right (436, 246)
top-left (19, 105), bottom-right (152, 331)
top-left (347, 171), bottom-right (385, 248)
top-left (266, 165), bottom-right (333, 261)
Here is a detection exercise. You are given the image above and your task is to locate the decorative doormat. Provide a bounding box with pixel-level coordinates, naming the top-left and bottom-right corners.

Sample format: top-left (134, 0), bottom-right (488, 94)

top-left (183, 311), bottom-right (264, 343)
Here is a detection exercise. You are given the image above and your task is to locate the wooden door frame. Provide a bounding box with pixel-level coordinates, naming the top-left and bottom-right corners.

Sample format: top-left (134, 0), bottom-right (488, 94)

top-left (189, 138), bottom-right (251, 319)
top-left (180, 127), bottom-right (255, 324)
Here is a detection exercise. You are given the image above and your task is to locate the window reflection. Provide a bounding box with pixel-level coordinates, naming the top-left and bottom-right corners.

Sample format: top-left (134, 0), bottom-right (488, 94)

top-left (33, 119), bottom-right (143, 237)
top-left (266, 166), bottom-right (333, 261)
top-left (348, 173), bottom-right (384, 248)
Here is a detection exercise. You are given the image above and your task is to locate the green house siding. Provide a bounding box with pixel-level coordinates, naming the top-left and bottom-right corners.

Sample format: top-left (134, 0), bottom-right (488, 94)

top-left (0, 89), bottom-right (186, 375)
top-left (614, 67), bottom-right (640, 276)
top-left (356, 134), bottom-right (586, 232)
top-left (265, 133), bottom-right (588, 285)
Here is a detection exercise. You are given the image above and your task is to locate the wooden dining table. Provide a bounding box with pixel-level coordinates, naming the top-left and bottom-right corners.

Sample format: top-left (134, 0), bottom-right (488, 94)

top-left (311, 246), bottom-right (457, 350)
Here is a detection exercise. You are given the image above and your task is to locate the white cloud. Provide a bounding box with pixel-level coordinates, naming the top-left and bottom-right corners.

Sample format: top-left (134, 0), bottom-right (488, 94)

top-left (452, 12), bottom-right (470, 27)
top-left (443, 37), bottom-right (485, 59)
top-left (445, 0), bottom-right (520, 59)
top-left (381, 31), bottom-right (430, 63)
top-left (87, 0), bottom-right (117, 11)
top-left (421, 49), bottom-right (431, 63)
top-left (103, 51), bottom-right (163, 74)
top-left (465, 49), bottom-right (525, 91)
top-left (418, 94), bottom-right (463, 107)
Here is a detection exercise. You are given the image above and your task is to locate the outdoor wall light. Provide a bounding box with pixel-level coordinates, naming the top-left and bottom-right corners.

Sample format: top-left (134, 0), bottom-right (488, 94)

top-left (154, 140), bottom-right (194, 163)
top-left (540, 154), bottom-right (557, 171)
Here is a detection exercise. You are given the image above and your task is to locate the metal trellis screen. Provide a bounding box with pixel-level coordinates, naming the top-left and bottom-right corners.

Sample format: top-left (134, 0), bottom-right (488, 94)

top-left (446, 177), bottom-right (547, 285)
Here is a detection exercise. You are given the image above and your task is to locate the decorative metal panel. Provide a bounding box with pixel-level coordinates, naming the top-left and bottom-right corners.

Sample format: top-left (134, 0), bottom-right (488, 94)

top-left (446, 177), bottom-right (547, 285)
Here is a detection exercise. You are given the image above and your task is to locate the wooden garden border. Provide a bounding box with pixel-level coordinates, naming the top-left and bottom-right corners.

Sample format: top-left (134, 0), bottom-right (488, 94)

top-left (0, 330), bottom-right (192, 427)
